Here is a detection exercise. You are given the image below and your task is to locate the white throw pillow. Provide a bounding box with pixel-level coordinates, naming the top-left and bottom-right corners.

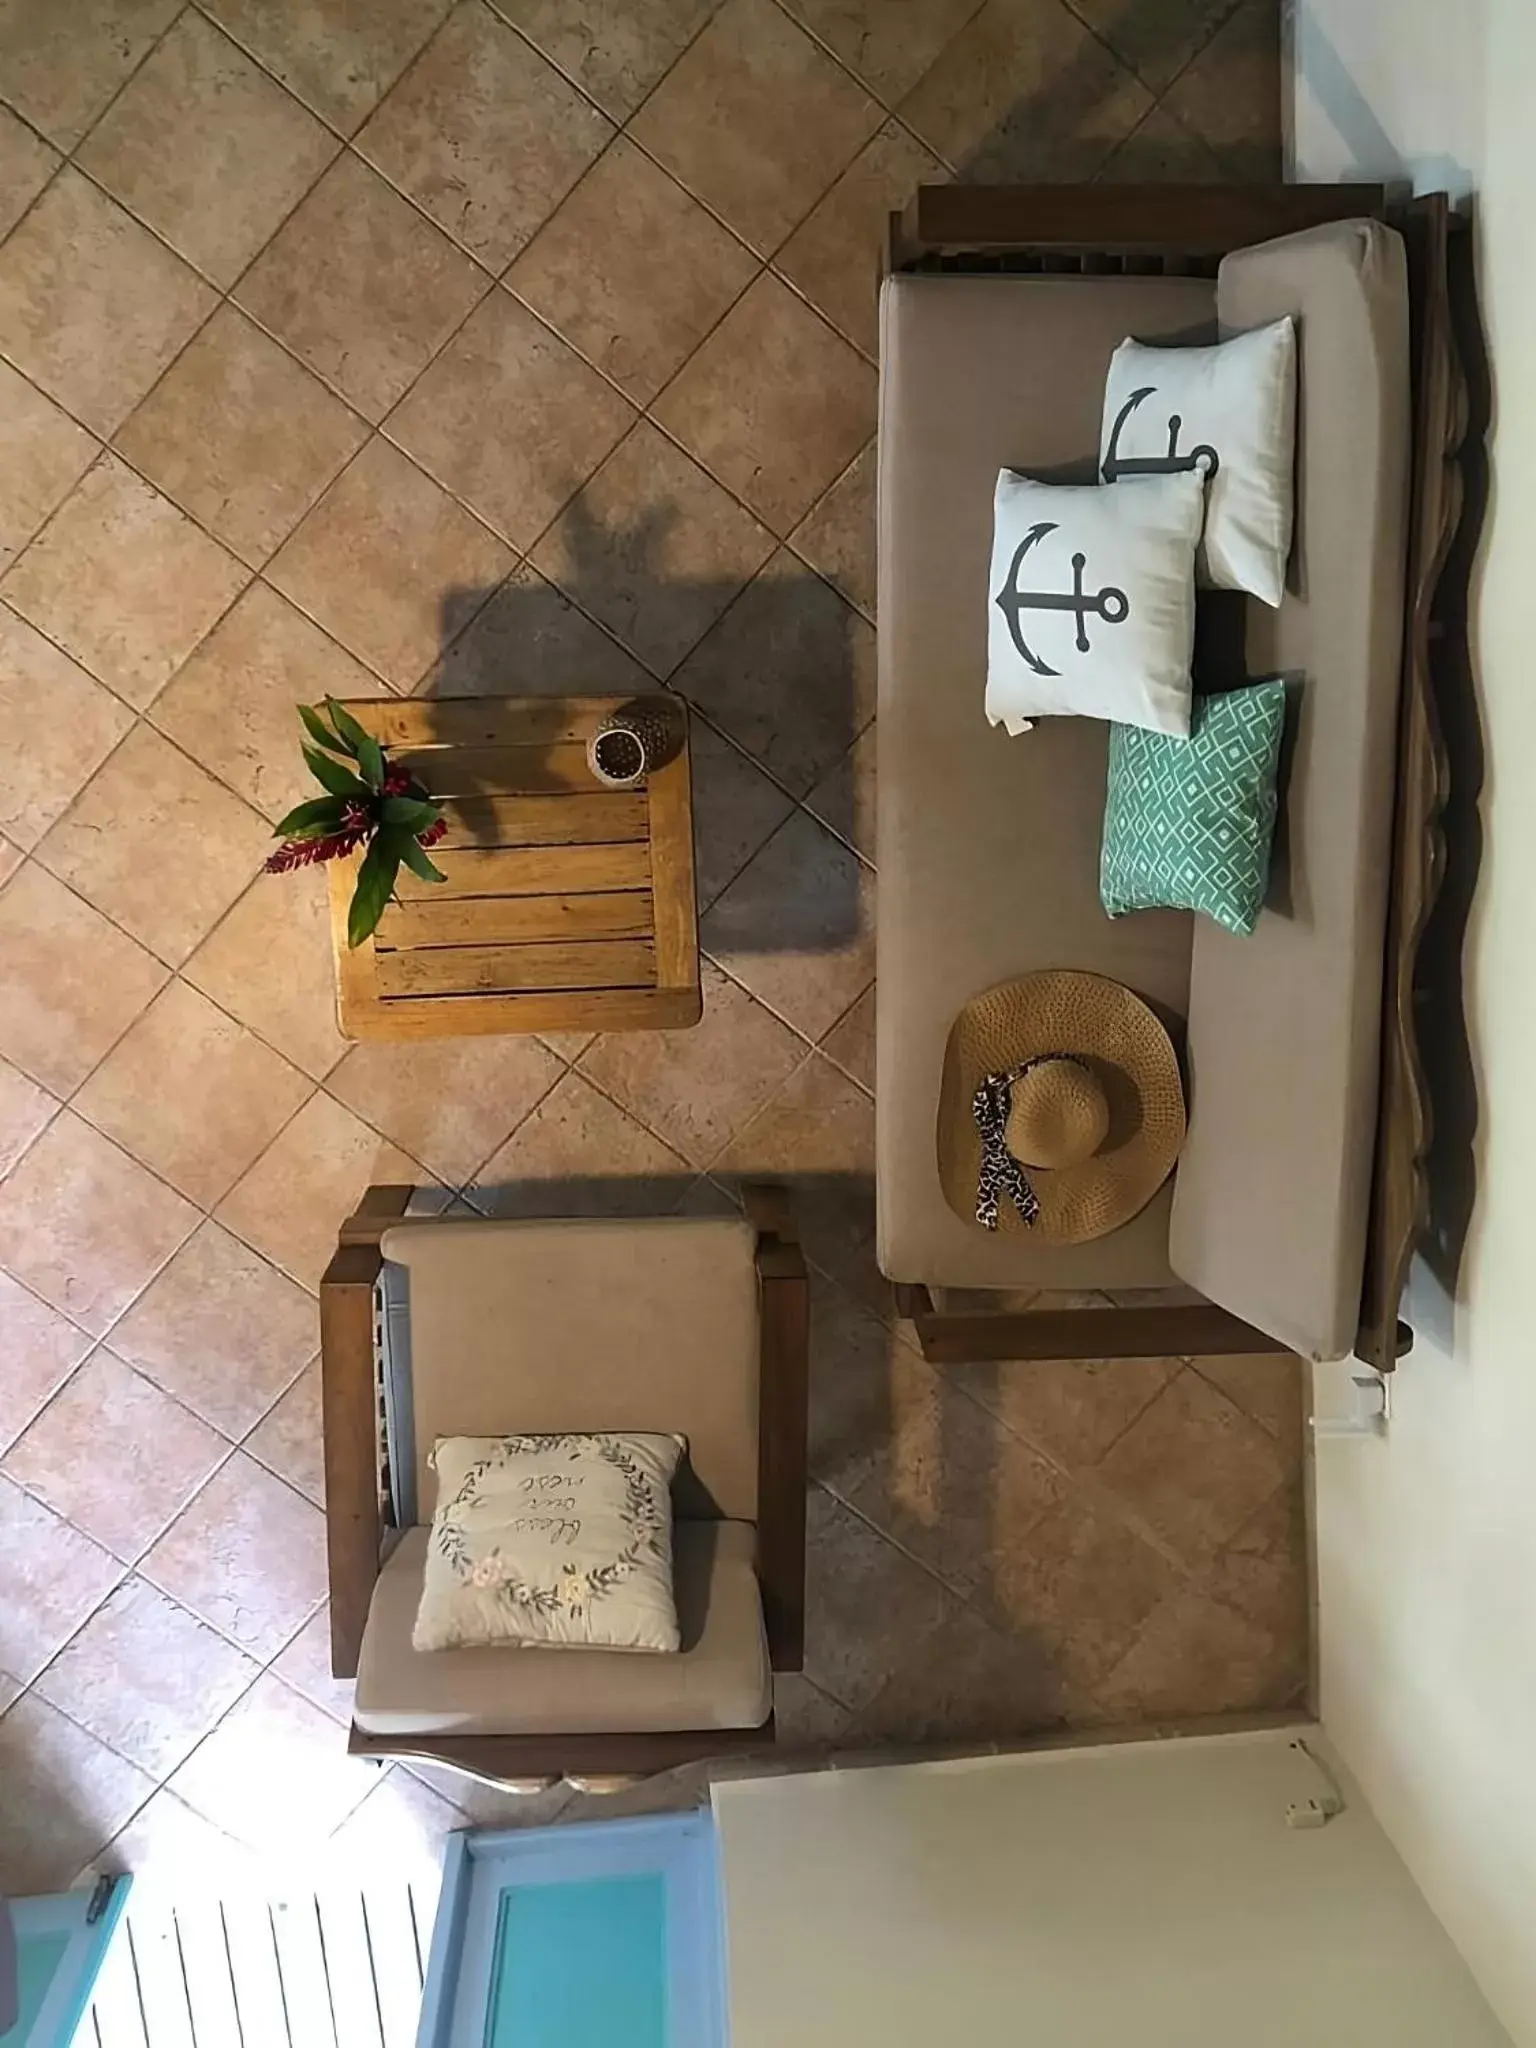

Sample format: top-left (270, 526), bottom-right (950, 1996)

top-left (1099, 317), bottom-right (1296, 607)
top-left (413, 1432), bottom-right (683, 1653)
top-left (986, 468), bottom-right (1204, 738)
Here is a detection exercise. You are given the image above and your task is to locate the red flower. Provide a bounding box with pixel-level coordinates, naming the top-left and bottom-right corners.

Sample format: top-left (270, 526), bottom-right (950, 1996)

top-left (418, 817), bottom-right (448, 847)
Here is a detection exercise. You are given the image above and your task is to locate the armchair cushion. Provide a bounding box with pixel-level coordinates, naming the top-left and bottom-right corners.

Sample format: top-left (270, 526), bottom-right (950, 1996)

top-left (355, 1520), bottom-right (772, 1737)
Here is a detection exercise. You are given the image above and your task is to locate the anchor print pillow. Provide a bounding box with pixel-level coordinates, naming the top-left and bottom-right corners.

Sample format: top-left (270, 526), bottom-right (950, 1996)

top-left (413, 1431), bottom-right (684, 1653)
top-left (1099, 317), bottom-right (1296, 607)
top-left (986, 468), bottom-right (1205, 738)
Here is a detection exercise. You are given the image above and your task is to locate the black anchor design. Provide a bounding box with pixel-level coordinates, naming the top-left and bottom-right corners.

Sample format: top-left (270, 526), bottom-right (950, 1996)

top-left (993, 521), bottom-right (1130, 678)
top-left (1102, 385), bottom-right (1220, 483)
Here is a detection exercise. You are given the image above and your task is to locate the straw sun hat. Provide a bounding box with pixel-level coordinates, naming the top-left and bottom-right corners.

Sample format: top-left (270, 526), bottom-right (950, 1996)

top-left (937, 970), bottom-right (1186, 1243)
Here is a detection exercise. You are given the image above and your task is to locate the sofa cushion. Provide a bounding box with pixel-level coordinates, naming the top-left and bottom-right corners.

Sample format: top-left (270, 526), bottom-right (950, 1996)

top-left (1168, 220), bottom-right (1411, 1361)
top-left (380, 1216), bottom-right (760, 1522)
top-left (354, 1520), bottom-right (771, 1737)
top-left (877, 271), bottom-right (1214, 1290)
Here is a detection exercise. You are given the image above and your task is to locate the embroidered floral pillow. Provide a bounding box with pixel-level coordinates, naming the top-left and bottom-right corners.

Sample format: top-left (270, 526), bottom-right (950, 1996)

top-left (413, 1433), bottom-right (683, 1654)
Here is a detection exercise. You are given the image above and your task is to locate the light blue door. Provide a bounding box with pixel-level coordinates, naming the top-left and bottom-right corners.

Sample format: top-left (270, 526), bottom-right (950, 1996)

top-left (419, 1814), bottom-right (726, 2048)
top-left (1, 1878), bottom-right (131, 2048)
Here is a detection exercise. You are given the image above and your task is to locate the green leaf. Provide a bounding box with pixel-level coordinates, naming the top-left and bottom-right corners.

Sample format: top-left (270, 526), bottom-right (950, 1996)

top-left (347, 835), bottom-right (400, 949)
top-left (396, 833), bottom-right (447, 885)
top-left (302, 745), bottom-right (369, 798)
top-left (326, 699), bottom-right (385, 791)
top-left (298, 702), bottom-right (353, 757)
top-left (271, 795), bottom-right (348, 838)
top-left (380, 795), bottom-right (440, 832)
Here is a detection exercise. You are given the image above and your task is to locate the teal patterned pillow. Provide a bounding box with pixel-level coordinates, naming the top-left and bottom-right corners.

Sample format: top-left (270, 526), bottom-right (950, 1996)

top-left (1101, 678), bottom-right (1287, 937)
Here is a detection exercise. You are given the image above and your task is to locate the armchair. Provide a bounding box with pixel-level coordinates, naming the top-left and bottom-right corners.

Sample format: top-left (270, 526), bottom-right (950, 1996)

top-left (320, 1184), bottom-right (809, 1788)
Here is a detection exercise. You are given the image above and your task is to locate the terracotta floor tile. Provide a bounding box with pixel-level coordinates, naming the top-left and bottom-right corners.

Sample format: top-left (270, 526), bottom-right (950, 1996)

top-left (714, 1051), bottom-right (878, 1302)
top-left (989, 1490), bottom-right (1175, 1688)
top-left (771, 1670), bottom-right (852, 1748)
top-left (0, 862), bottom-right (168, 1098)
top-left (0, 1112), bottom-right (196, 1335)
top-left (529, 421), bottom-right (774, 679)
top-left (850, 1602), bottom-right (1063, 1745)
top-left (494, 0), bottom-right (717, 119)
top-left (0, 111), bottom-right (56, 245)
top-left (217, 1089), bottom-right (434, 1291)
top-left (326, 1031), bottom-right (564, 1185)
top-left (0, 837), bottom-right (17, 888)
top-left (579, 959), bottom-right (807, 1167)
top-left (142, 1451), bottom-right (328, 1659)
top-left (654, 274), bottom-right (876, 534)
top-left (1097, 1366), bottom-right (1293, 1570)
top-left (509, 137), bottom-right (758, 405)
top-left (37, 723), bottom-right (270, 966)
top-left (358, 1), bottom-right (613, 269)
top-left (0, 361), bottom-right (97, 570)
top-left (267, 436), bottom-right (513, 687)
top-left (0, 608), bottom-right (133, 850)
top-left (325, 1764), bottom-right (465, 1880)
top-left (0, 1692), bottom-right (153, 1895)
top-left (0, 170), bottom-right (216, 434)
top-left (471, 1069), bottom-right (692, 1217)
top-left (386, 287), bottom-right (635, 547)
top-left (74, 980), bottom-right (313, 1208)
top-left (1098, 102), bottom-right (1227, 183)
top-left (116, 308), bottom-right (369, 569)
top-left (0, 0), bottom-right (181, 149)
top-left (151, 584), bottom-right (386, 823)
top-left (687, 717), bottom-right (796, 910)
top-left (76, 11), bottom-right (339, 287)
top-left (110, 1220), bottom-right (317, 1439)
top-left (1075, 0), bottom-right (1238, 93)
top-left (899, 0), bottom-right (1152, 182)
top-left (4, 1348), bottom-right (228, 1560)
top-left (801, 1482), bottom-right (958, 1711)
top-left (789, 440), bottom-right (875, 621)
top-left (1193, 1351), bottom-right (1306, 1456)
top-left (90, 1788), bottom-right (253, 1900)
top-left (0, 1471), bottom-right (123, 1682)
top-left (777, 122), bottom-right (946, 357)
top-left (703, 809), bottom-right (875, 1040)
top-left (34, 1574), bottom-right (258, 1776)
top-left (0, 1271), bottom-right (89, 1454)
top-left (673, 548), bottom-right (876, 795)
top-left (271, 1603), bottom-right (355, 1725)
top-left (244, 1356), bottom-right (324, 1506)
top-left (806, 1265), bottom-right (943, 1494)
top-left (819, 984), bottom-right (874, 1092)
top-left (424, 560), bottom-right (654, 699)
top-left (1095, 1583), bottom-right (1303, 1720)
top-left (1204, 1481), bottom-right (1309, 1650)
top-left (630, 0), bottom-right (880, 256)
top-left (781, 0), bottom-right (979, 100)
top-left (170, 1672), bottom-right (376, 1853)
top-left (1161, 0), bottom-right (1282, 179)
top-left (237, 154), bottom-right (488, 422)
top-left (2, 455), bottom-right (248, 710)
top-left (201, 0), bottom-right (454, 133)
top-left (805, 719), bottom-right (876, 863)
top-left (183, 866), bottom-right (351, 1082)
top-left (965, 1354), bottom-right (1182, 1470)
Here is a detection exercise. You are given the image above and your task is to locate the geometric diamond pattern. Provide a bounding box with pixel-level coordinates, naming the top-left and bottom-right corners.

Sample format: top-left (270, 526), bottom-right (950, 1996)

top-left (1101, 678), bottom-right (1287, 937)
top-left (0, 0), bottom-right (1289, 1892)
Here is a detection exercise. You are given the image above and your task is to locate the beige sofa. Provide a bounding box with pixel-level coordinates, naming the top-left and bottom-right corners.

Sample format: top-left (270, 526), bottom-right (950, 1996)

top-left (876, 186), bottom-right (1466, 1370)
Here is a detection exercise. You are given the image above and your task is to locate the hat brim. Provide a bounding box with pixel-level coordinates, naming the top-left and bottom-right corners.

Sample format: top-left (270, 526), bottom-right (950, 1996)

top-left (937, 970), bottom-right (1186, 1244)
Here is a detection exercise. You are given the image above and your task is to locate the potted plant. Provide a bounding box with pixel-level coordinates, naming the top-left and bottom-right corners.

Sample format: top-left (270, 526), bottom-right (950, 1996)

top-left (264, 699), bottom-right (448, 947)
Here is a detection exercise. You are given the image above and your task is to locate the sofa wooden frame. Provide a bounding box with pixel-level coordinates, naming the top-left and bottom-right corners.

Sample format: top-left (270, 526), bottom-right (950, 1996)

top-left (320, 1183), bottom-right (809, 1784)
top-left (883, 183), bottom-right (1473, 1375)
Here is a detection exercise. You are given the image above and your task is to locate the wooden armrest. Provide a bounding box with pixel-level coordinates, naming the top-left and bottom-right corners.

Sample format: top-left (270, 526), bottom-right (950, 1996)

top-left (748, 1190), bottom-right (809, 1671)
top-left (337, 1182), bottom-right (414, 1248)
top-left (320, 1239), bottom-right (386, 1678)
top-left (887, 182), bottom-right (1388, 270)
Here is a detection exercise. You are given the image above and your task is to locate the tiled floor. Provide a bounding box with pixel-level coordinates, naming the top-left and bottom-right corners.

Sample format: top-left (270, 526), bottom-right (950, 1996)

top-left (0, 0), bottom-right (1297, 1893)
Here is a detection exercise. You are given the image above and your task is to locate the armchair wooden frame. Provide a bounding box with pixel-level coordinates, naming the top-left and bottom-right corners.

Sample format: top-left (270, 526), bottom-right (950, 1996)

top-left (320, 1184), bottom-right (809, 1785)
top-left (884, 183), bottom-right (1475, 1375)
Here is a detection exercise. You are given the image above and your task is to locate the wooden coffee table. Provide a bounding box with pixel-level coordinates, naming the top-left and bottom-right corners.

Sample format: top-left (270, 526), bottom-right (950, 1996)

top-left (326, 695), bottom-right (701, 1040)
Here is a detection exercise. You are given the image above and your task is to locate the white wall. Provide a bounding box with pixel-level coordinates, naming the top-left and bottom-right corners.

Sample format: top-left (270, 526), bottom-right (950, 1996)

top-left (1292, 4), bottom-right (1536, 2042)
top-left (714, 1736), bottom-right (1509, 2047)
